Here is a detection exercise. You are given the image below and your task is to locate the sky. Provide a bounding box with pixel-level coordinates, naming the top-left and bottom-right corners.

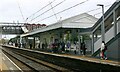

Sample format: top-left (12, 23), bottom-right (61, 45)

top-left (0, 0), bottom-right (117, 39)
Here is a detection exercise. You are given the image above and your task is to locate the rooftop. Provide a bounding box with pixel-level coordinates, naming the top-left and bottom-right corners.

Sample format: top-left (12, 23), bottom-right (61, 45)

top-left (21, 13), bottom-right (98, 37)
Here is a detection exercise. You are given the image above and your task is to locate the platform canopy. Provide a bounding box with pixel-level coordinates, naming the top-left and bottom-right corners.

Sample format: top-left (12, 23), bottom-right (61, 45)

top-left (21, 13), bottom-right (98, 37)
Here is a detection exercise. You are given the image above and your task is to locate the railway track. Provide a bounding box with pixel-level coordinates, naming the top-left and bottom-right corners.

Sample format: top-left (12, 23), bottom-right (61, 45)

top-left (2, 50), bottom-right (34, 72)
top-left (2, 47), bottom-right (72, 72)
top-left (2, 45), bottom-right (119, 72)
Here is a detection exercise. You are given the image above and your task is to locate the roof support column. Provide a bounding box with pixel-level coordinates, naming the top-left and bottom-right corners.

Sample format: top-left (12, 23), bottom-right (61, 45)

top-left (60, 29), bottom-right (63, 42)
top-left (33, 36), bottom-right (35, 49)
top-left (91, 32), bottom-right (94, 54)
top-left (78, 29), bottom-right (81, 55)
top-left (20, 36), bottom-right (22, 48)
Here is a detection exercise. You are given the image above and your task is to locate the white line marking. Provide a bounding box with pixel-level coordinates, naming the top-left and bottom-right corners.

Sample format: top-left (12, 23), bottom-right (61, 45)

top-left (3, 53), bottom-right (23, 72)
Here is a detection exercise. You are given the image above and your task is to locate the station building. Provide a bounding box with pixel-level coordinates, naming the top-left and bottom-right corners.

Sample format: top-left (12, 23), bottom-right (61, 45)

top-left (20, 13), bottom-right (98, 53)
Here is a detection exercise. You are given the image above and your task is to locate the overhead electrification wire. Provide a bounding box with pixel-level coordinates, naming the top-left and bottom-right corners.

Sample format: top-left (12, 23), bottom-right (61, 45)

top-left (49, 1), bottom-right (58, 22)
top-left (26, 0), bottom-right (56, 21)
top-left (17, 1), bottom-right (25, 22)
top-left (30, 0), bottom-right (66, 22)
top-left (35, 0), bottom-right (89, 23)
top-left (39, 12), bottom-right (102, 24)
top-left (35, 3), bottom-right (112, 23)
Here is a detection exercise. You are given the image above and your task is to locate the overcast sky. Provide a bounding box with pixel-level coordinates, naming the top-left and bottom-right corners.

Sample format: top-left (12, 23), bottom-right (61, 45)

top-left (0, 0), bottom-right (117, 39)
top-left (0, 0), bottom-right (117, 24)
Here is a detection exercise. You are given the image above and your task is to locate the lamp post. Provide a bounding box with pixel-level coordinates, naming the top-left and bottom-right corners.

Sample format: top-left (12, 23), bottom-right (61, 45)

top-left (97, 4), bottom-right (105, 42)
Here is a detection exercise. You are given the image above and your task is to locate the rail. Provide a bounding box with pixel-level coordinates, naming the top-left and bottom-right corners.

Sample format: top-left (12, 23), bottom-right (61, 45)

top-left (2, 46), bottom-right (70, 72)
top-left (2, 45), bottom-right (120, 71)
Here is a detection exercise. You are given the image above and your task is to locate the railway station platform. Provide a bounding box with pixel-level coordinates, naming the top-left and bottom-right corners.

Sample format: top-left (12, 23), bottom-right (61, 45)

top-left (33, 47), bottom-right (120, 67)
top-left (36, 50), bottom-right (120, 68)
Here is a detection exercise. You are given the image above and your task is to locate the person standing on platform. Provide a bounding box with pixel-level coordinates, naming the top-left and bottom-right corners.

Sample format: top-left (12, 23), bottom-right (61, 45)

top-left (103, 45), bottom-right (107, 60)
top-left (101, 41), bottom-right (105, 59)
top-left (101, 41), bottom-right (107, 60)
top-left (15, 42), bottom-right (18, 47)
top-left (42, 43), bottom-right (45, 49)
top-left (82, 42), bottom-right (86, 56)
top-left (51, 42), bottom-right (55, 53)
top-left (74, 41), bottom-right (79, 54)
top-left (52, 39), bottom-right (59, 53)
top-left (61, 41), bottom-right (65, 53)
top-left (30, 43), bottom-right (32, 49)
top-left (66, 41), bottom-right (71, 51)
top-left (80, 43), bottom-right (83, 54)
top-left (18, 42), bottom-right (21, 48)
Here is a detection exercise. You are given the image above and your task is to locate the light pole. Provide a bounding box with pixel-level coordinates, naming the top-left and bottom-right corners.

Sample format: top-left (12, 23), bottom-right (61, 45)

top-left (97, 4), bottom-right (105, 72)
top-left (97, 4), bottom-right (105, 42)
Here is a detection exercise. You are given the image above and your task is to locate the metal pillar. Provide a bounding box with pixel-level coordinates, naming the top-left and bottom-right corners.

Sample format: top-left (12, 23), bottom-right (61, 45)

top-left (78, 29), bottom-right (81, 55)
top-left (33, 37), bottom-right (35, 49)
top-left (97, 4), bottom-right (105, 42)
top-left (60, 29), bottom-right (63, 42)
top-left (113, 11), bottom-right (117, 36)
top-left (20, 36), bottom-right (22, 48)
top-left (101, 5), bottom-right (105, 42)
top-left (91, 32), bottom-right (94, 54)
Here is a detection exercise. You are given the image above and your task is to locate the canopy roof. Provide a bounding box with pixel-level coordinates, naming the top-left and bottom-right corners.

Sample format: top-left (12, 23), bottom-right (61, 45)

top-left (21, 13), bottom-right (98, 37)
